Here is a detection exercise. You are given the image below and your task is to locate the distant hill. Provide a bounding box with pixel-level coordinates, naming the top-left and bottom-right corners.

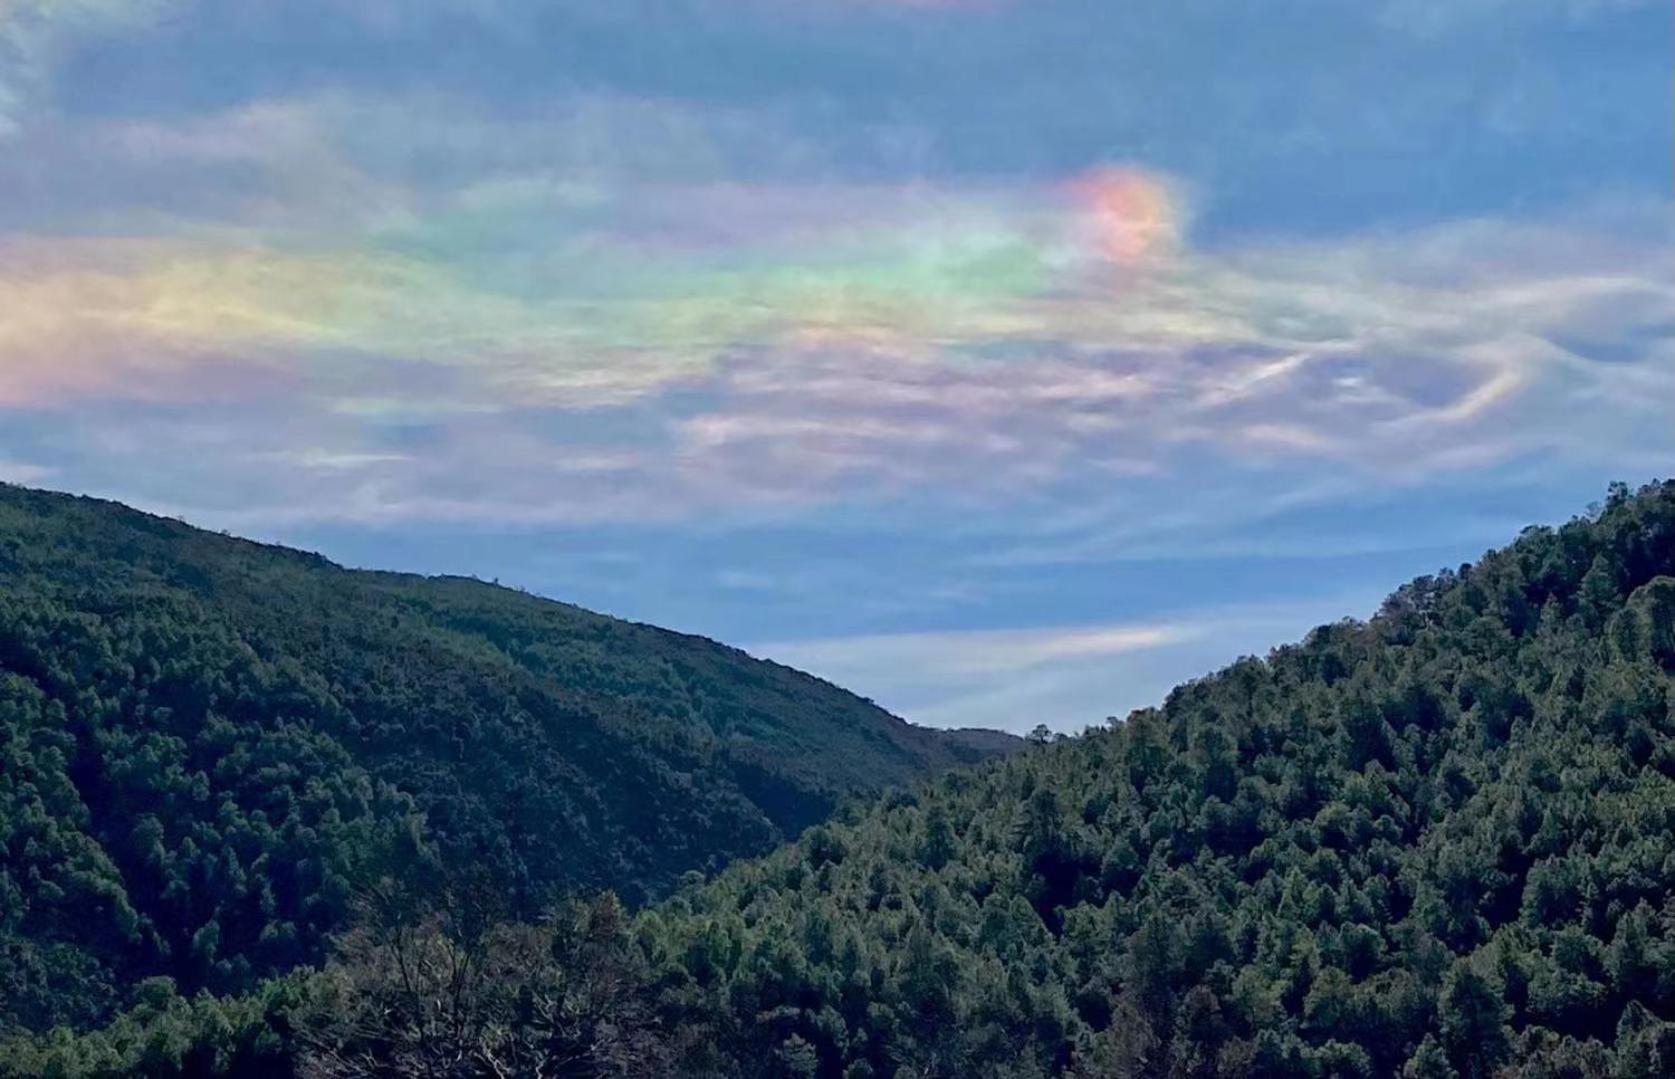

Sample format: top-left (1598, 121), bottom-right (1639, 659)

top-left (0, 483), bottom-right (1016, 1035)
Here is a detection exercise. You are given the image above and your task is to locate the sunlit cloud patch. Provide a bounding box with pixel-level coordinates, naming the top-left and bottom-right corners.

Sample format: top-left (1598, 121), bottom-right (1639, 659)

top-left (1069, 167), bottom-right (1181, 267)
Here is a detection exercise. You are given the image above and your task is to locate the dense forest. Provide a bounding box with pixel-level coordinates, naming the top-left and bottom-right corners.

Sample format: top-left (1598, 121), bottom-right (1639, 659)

top-left (7, 479), bottom-right (1675, 1078)
top-left (635, 482), bottom-right (1675, 1077)
top-left (0, 483), bottom-right (1012, 1038)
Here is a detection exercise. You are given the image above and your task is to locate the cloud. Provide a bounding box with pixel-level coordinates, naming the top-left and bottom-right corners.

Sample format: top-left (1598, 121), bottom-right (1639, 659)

top-left (0, 103), bottom-right (1145, 416)
top-left (754, 594), bottom-right (1387, 732)
top-left (0, 458), bottom-right (53, 484)
top-left (0, 86), bottom-right (1669, 533)
top-left (0, 0), bottom-right (184, 134)
top-left (1071, 168), bottom-right (1181, 266)
top-left (663, 209), bottom-right (1673, 507)
top-left (762, 620), bottom-right (1182, 677)
top-left (2, 170), bottom-right (1669, 528)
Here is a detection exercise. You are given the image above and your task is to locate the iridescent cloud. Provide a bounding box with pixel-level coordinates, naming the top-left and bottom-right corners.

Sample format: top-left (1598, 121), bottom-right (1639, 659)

top-left (2, 0), bottom-right (1667, 732)
top-left (2, 134), bottom-right (1666, 528)
top-left (0, 125), bottom-right (1181, 416)
top-left (0, 19), bottom-right (1666, 538)
top-left (1070, 168), bottom-right (1180, 266)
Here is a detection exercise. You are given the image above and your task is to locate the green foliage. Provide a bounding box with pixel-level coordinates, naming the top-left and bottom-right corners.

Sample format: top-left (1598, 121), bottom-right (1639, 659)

top-left (14, 480), bottom-right (1675, 1077)
top-left (0, 972), bottom-right (313, 1078)
top-left (629, 480), bottom-right (1675, 1075)
top-left (0, 483), bottom-right (1011, 1036)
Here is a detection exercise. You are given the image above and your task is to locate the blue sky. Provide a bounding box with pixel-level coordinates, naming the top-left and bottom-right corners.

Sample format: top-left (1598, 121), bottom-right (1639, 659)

top-left (1, 0), bottom-right (1670, 732)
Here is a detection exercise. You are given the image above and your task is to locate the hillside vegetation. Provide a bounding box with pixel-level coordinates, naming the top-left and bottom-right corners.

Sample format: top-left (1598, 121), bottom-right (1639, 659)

top-left (633, 481), bottom-right (1675, 1076)
top-left (0, 484), bottom-right (1010, 1036)
top-left (8, 480), bottom-right (1675, 1078)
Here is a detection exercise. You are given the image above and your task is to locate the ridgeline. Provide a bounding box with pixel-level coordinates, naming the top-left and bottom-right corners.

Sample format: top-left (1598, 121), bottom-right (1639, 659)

top-left (7, 481), bottom-right (1675, 1078)
top-left (0, 483), bottom-right (1013, 1037)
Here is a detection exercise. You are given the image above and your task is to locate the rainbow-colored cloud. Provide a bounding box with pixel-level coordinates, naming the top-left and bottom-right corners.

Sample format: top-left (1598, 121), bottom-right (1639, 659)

top-left (0, 153), bottom-right (1193, 414)
top-left (0, 0), bottom-right (1668, 539)
top-left (2, 118), bottom-right (1667, 528)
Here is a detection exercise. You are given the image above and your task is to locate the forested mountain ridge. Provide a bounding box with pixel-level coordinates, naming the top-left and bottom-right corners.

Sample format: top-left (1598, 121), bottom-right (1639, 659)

top-left (9, 480), bottom-right (1675, 1078)
top-left (631, 480), bottom-right (1675, 1077)
top-left (0, 482), bottom-right (1015, 1036)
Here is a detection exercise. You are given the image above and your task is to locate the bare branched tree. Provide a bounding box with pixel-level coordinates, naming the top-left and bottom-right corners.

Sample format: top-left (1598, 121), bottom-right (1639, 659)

top-left (298, 871), bottom-right (669, 1079)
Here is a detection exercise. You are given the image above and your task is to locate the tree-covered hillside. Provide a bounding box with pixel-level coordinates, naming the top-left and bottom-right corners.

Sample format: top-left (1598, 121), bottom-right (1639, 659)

top-left (631, 480), bottom-right (1675, 1076)
top-left (10, 481), bottom-right (1675, 1078)
top-left (0, 483), bottom-right (1012, 1036)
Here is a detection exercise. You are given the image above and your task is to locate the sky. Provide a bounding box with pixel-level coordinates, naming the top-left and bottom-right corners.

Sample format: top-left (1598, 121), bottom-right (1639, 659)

top-left (1, 0), bottom-right (1670, 733)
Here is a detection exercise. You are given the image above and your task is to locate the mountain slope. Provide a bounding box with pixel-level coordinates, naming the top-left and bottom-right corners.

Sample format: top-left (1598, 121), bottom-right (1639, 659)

top-left (13, 481), bottom-right (1675, 1078)
top-left (0, 483), bottom-right (1014, 1035)
top-left (632, 481), bottom-right (1675, 1076)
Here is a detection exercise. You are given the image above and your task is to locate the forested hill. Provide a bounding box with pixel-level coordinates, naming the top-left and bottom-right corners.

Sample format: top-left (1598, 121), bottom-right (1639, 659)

top-left (11, 481), bottom-right (1675, 1078)
top-left (634, 481), bottom-right (1675, 1076)
top-left (0, 483), bottom-right (1014, 1035)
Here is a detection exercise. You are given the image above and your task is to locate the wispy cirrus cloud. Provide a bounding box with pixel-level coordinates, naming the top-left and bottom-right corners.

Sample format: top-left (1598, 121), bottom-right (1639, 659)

top-left (1, 89), bottom-right (1667, 529)
top-left (763, 621), bottom-right (1184, 678)
top-left (753, 593), bottom-right (1388, 732)
top-left (0, 95), bottom-right (1179, 421)
top-left (0, 0), bottom-right (185, 134)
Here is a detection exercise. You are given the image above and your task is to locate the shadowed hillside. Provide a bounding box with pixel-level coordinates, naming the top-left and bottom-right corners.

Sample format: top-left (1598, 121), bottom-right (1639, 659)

top-left (0, 483), bottom-right (1015, 1035)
